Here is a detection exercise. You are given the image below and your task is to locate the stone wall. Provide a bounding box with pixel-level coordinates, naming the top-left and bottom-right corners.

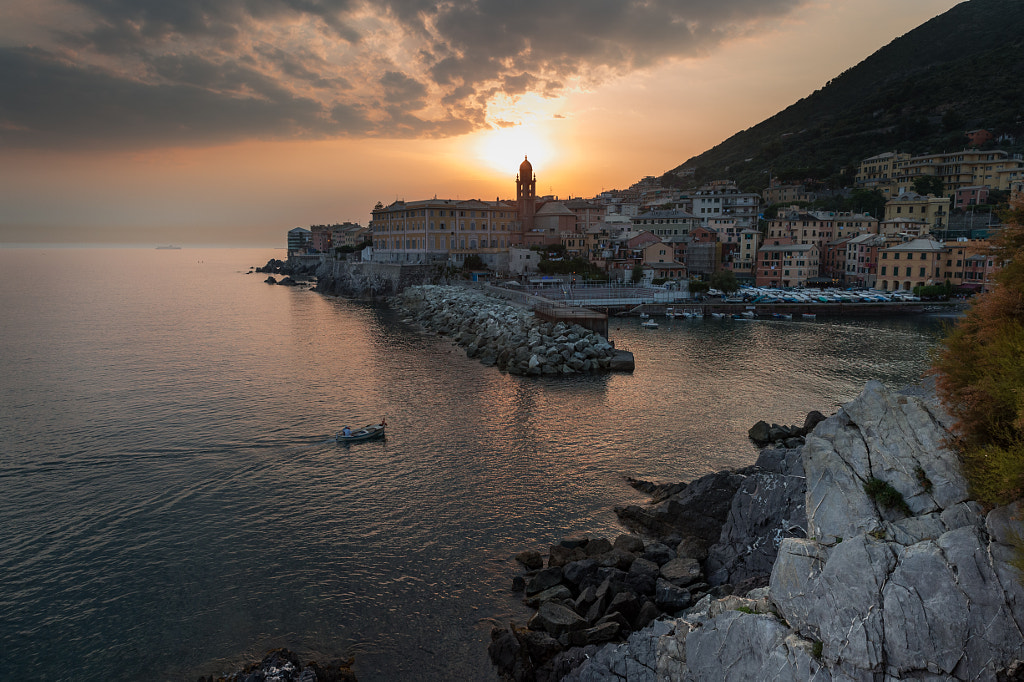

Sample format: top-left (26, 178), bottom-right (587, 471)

top-left (314, 260), bottom-right (439, 297)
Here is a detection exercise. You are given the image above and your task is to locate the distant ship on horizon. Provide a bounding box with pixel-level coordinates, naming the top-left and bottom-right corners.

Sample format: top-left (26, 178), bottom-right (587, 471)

top-left (155, 245), bottom-right (182, 250)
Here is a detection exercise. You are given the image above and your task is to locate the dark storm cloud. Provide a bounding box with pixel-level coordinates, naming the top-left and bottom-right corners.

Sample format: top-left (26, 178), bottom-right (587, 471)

top-left (0, 47), bottom-right (333, 147)
top-left (0, 0), bottom-right (804, 148)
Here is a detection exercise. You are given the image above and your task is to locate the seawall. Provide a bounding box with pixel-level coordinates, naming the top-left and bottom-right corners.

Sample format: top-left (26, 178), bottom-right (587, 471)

top-left (312, 260), bottom-right (439, 297)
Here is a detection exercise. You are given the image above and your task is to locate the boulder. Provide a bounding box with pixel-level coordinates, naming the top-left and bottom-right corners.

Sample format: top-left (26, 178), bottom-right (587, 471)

top-left (525, 566), bottom-right (563, 596)
top-left (529, 601), bottom-right (588, 638)
top-left (748, 420), bottom-right (771, 444)
top-left (613, 534), bottom-right (644, 554)
top-left (659, 557), bottom-right (702, 587)
top-left (522, 584), bottom-right (573, 609)
top-left (515, 549), bottom-right (544, 570)
top-left (654, 578), bottom-right (691, 613)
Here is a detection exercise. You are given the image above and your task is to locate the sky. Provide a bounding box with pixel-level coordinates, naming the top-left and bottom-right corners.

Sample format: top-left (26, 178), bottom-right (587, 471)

top-left (0, 0), bottom-right (963, 246)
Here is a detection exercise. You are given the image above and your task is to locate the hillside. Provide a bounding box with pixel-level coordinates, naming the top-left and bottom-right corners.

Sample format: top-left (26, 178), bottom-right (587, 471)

top-left (664, 0), bottom-right (1024, 192)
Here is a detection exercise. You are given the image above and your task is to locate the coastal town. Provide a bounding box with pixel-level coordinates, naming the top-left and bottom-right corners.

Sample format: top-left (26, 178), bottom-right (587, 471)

top-left (285, 142), bottom-right (1022, 298)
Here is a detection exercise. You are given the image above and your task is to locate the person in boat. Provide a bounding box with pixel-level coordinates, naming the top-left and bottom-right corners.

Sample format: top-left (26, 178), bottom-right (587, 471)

top-left (341, 426), bottom-right (352, 437)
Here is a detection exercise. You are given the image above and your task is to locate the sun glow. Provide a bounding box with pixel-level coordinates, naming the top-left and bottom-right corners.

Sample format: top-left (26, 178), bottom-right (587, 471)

top-left (473, 123), bottom-right (554, 175)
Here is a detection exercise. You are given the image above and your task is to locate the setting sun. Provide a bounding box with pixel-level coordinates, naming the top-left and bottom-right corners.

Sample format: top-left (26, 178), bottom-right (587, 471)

top-left (473, 123), bottom-right (555, 175)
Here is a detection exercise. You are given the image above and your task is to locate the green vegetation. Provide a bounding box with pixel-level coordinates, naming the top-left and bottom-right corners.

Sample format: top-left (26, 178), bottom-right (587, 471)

top-left (812, 640), bottom-right (824, 660)
top-left (462, 254), bottom-right (485, 270)
top-left (709, 270), bottom-right (740, 294)
top-left (913, 281), bottom-right (954, 300)
top-left (631, 264), bottom-right (643, 284)
top-left (535, 244), bottom-right (607, 279)
top-left (913, 176), bottom-right (944, 197)
top-left (736, 606), bottom-right (755, 615)
top-left (933, 197), bottom-right (1024, 506)
top-left (863, 477), bottom-right (912, 515)
top-left (689, 279), bottom-right (710, 295)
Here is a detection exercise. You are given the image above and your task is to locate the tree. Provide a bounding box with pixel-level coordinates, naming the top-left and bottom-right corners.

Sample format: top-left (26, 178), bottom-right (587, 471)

top-left (933, 196), bottom-right (1024, 506)
top-left (631, 264), bottom-right (644, 284)
top-left (462, 254), bottom-right (484, 270)
top-left (689, 279), bottom-right (710, 295)
top-left (912, 175), bottom-right (944, 197)
top-left (710, 270), bottom-right (740, 294)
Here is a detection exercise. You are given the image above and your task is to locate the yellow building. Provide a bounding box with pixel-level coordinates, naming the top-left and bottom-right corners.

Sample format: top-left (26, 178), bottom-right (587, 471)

top-left (855, 152), bottom-right (910, 196)
top-left (857, 149), bottom-right (1024, 198)
top-left (884, 192), bottom-right (950, 231)
top-left (876, 238), bottom-right (946, 292)
top-left (370, 198), bottom-right (518, 266)
top-left (891, 149), bottom-right (1024, 195)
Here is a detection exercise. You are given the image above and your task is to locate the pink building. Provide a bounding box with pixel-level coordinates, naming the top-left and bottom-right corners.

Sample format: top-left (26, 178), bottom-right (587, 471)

top-left (955, 185), bottom-right (989, 208)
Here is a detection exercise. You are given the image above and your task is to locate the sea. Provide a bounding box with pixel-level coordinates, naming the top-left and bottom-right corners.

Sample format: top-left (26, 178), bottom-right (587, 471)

top-left (0, 247), bottom-right (949, 681)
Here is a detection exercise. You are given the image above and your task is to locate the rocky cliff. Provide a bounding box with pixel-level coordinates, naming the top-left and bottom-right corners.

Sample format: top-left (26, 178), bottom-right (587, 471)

top-left (565, 381), bottom-right (1024, 681)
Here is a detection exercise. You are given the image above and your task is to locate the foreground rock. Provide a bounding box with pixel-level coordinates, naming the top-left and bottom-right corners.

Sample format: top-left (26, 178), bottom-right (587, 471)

top-left (564, 380), bottom-right (1024, 681)
top-left (199, 648), bottom-right (356, 682)
top-left (491, 423), bottom-right (813, 680)
top-left (397, 285), bottom-right (628, 376)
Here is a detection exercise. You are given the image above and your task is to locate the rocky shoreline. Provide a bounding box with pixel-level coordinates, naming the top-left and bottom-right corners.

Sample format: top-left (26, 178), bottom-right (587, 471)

top-left (198, 648), bottom-right (357, 682)
top-left (396, 285), bottom-right (634, 376)
top-left (490, 380), bottom-right (1024, 681)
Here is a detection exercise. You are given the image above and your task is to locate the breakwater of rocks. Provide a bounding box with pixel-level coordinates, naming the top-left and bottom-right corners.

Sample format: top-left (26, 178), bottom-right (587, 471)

top-left (397, 286), bottom-right (634, 376)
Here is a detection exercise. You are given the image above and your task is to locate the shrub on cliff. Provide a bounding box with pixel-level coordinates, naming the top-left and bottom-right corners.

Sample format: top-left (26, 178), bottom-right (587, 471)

top-left (933, 196), bottom-right (1024, 507)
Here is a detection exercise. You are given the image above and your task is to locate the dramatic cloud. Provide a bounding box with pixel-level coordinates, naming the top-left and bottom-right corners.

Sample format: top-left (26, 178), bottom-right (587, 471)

top-left (0, 0), bottom-right (805, 149)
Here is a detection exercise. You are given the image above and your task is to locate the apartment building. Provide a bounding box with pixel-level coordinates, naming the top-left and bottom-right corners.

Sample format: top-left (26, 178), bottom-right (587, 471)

top-left (876, 238), bottom-right (946, 292)
top-left (755, 243), bottom-right (820, 288)
top-left (691, 181), bottom-right (761, 231)
top-left (630, 209), bottom-right (699, 238)
top-left (844, 234), bottom-right (889, 288)
top-left (855, 152), bottom-right (910, 196)
top-left (884, 191), bottom-right (950, 230)
top-left (370, 198), bottom-right (518, 266)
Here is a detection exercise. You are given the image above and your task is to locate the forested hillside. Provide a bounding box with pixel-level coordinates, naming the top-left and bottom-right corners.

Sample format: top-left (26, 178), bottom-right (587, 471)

top-left (664, 0), bottom-right (1024, 191)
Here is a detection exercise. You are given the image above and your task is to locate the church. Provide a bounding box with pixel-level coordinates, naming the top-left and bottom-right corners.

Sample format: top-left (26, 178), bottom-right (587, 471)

top-left (368, 156), bottom-right (577, 269)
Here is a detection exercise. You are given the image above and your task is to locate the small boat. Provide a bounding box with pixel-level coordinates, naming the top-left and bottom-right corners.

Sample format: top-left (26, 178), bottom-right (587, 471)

top-left (639, 312), bottom-right (650, 319)
top-left (665, 308), bottom-right (676, 319)
top-left (155, 244), bottom-right (181, 250)
top-left (773, 313), bottom-right (793, 320)
top-left (640, 320), bottom-right (659, 329)
top-left (337, 421), bottom-right (386, 443)
top-left (710, 312), bottom-right (725, 319)
top-left (801, 313), bottom-right (817, 320)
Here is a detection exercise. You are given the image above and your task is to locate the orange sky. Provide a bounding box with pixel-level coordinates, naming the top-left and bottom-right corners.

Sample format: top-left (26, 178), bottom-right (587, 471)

top-left (0, 0), bottom-right (962, 246)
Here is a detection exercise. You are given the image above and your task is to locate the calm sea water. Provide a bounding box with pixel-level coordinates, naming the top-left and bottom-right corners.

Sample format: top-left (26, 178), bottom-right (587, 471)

top-left (0, 248), bottom-right (946, 680)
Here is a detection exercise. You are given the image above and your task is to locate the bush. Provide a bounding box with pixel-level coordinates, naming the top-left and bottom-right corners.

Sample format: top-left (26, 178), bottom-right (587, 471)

top-left (863, 477), bottom-right (912, 515)
top-left (933, 196), bottom-right (1024, 506)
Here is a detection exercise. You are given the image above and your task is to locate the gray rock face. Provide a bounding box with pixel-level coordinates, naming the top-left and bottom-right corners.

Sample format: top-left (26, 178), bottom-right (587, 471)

top-left (574, 381), bottom-right (1024, 682)
top-left (803, 379), bottom-right (968, 543)
top-left (615, 470), bottom-right (748, 545)
top-left (705, 447), bottom-right (807, 586)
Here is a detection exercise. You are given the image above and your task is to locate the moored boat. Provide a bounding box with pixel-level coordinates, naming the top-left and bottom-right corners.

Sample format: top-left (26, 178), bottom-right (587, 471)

top-left (640, 319), bottom-right (659, 329)
top-left (802, 313), bottom-right (817, 320)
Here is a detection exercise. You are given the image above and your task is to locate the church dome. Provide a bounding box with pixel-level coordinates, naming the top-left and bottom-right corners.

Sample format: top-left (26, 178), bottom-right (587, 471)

top-left (519, 155), bottom-right (533, 176)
